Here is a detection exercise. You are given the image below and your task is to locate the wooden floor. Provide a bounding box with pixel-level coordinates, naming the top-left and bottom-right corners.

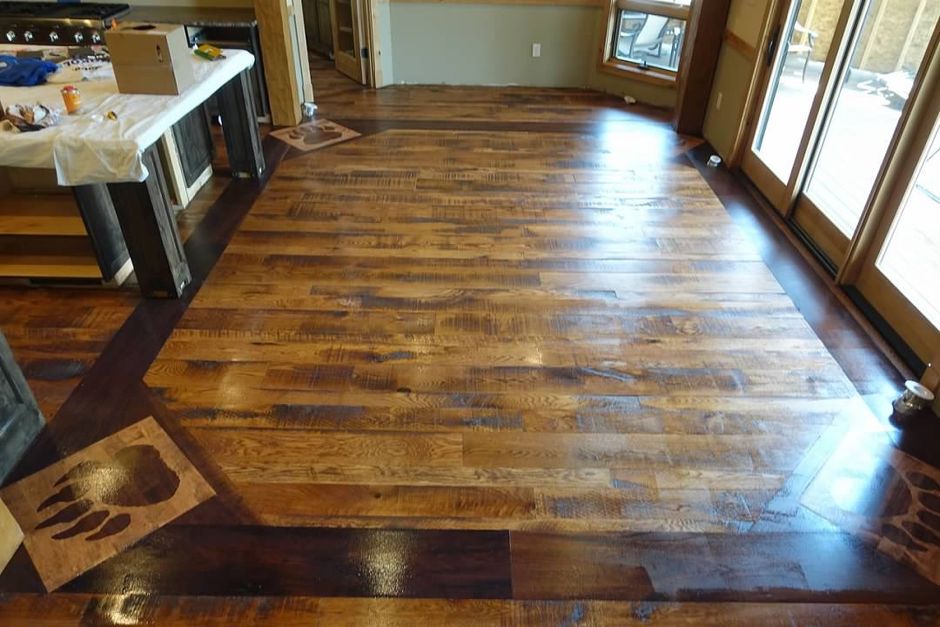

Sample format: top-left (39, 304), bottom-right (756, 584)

top-left (148, 125), bottom-right (862, 535)
top-left (1, 56), bottom-right (939, 624)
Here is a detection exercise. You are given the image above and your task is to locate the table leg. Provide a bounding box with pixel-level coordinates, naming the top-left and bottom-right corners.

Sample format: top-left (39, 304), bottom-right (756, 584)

top-left (107, 146), bottom-right (192, 298)
top-left (72, 184), bottom-right (130, 283)
top-left (218, 69), bottom-right (265, 179)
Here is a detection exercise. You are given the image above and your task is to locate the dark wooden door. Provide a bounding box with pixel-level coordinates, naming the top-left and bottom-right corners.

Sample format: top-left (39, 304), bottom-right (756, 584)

top-left (0, 330), bottom-right (44, 481)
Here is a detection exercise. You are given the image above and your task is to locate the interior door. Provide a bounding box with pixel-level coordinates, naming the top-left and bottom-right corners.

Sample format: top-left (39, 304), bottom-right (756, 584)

top-left (741, 0), bottom-right (855, 211)
top-left (330, 0), bottom-right (367, 84)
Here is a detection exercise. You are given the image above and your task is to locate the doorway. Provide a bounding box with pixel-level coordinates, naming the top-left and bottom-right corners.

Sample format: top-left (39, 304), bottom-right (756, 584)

top-left (302, 0), bottom-right (372, 85)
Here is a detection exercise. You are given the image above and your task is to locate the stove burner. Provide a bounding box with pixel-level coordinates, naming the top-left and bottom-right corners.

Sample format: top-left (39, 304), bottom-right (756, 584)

top-left (0, 2), bottom-right (129, 20)
top-left (0, 2), bottom-right (130, 46)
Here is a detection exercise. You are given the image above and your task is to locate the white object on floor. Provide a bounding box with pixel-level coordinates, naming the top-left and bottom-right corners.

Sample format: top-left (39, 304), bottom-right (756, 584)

top-left (624, 95), bottom-right (638, 105)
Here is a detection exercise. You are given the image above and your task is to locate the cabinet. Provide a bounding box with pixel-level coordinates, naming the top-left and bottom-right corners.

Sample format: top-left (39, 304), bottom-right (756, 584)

top-left (0, 330), bottom-right (44, 482)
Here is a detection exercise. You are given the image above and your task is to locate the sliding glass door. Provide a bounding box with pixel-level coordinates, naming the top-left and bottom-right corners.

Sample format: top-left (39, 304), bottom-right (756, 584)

top-left (793, 0), bottom-right (938, 263)
top-left (741, 0), bottom-right (940, 375)
top-left (744, 0), bottom-right (938, 266)
top-left (742, 0), bottom-right (853, 211)
top-left (852, 85), bottom-right (940, 368)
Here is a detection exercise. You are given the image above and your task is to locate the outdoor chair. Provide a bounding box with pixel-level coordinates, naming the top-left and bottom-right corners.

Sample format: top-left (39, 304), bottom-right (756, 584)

top-left (789, 22), bottom-right (818, 82)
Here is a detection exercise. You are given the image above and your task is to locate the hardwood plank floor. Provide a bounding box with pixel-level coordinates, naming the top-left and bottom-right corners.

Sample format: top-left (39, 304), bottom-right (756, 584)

top-left (0, 288), bottom-right (137, 419)
top-left (145, 122), bottom-right (864, 536)
top-left (1, 55), bottom-right (938, 622)
top-left (2, 595), bottom-right (939, 627)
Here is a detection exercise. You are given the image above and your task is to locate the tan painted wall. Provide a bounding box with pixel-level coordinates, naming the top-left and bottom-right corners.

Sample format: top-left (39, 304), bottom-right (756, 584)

top-left (727, 0), bottom-right (769, 47)
top-left (702, 0), bottom-right (772, 160)
top-left (384, 2), bottom-right (676, 106)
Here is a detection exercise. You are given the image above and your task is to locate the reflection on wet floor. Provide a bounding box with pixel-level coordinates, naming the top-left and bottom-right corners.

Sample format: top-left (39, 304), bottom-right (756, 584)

top-left (802, 423), bottom-right (940, 585)
top-left (0, 418), bottom-right (213, 591)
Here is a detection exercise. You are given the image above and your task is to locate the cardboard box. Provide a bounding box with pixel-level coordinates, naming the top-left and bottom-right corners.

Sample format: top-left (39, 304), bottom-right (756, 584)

top-left (105, 23), bottom-right (195, 96)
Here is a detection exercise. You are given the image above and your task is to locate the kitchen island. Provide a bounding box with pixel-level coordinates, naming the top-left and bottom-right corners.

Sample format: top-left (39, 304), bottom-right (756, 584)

top-left (0, 47), bottom-right (264, 298)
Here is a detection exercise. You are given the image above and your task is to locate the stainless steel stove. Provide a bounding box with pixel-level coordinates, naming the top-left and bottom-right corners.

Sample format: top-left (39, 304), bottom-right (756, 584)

top-left (0, 2), bottom-right (130, 46)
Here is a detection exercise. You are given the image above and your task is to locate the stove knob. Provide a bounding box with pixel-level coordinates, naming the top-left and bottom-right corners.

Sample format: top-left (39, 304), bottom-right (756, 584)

top-left (4, 31), bottom-right (14, 43)
top-left (90, 31), bottom-right (101, 44)
top-left (73, 31), bottom-right (84, 44)
top-left (48, 31), bottom-right (59, 43)
top-left (23, 31), bottom-right (33, 42)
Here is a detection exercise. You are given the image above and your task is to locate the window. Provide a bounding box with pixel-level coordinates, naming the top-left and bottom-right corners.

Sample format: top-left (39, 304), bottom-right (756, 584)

top-left (602, 0), bottom-right (692, 79)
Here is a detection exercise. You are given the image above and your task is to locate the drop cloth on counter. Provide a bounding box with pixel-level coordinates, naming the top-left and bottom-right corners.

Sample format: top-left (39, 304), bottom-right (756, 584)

top-left (0, 48), bottom-right (253, 186)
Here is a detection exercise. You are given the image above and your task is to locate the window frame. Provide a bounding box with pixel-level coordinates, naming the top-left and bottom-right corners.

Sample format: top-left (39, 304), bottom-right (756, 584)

top-left (599, 0), bottom-right (693, 86)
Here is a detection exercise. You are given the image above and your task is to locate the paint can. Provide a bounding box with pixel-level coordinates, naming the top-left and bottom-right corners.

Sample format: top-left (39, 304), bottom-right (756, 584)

top-left (890, 380), bottom-right (935, 427)
top-left (301, 101), bottom-right (317, 122)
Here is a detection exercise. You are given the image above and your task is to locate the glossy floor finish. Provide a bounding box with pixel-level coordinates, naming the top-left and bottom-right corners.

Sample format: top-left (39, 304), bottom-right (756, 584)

top-left (1, 57), bottom-right (939, 623)
top-left (149, 126), bottom-right (865, 537)
top-left (0, 287), bottom-right (137, 420)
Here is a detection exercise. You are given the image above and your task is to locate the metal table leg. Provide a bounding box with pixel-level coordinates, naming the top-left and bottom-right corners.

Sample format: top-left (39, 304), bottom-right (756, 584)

top-left (105, 145), bottom-right (192, 298)
top-left (218, 69), bottom-right (265, 179)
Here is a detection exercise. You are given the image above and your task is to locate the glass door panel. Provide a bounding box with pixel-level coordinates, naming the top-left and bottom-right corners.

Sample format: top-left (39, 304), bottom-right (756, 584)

top-left (802, 0), bottom-right (938, 238)
top-left (876, 118), bottom-right (940, 329)
top-left (752, 0), bottom-right (846, 182)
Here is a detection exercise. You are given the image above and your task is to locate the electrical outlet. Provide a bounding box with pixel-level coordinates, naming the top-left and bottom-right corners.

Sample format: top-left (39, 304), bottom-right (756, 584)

top-left (532, 43), bottom-right (541, 58)
top-left (716, 92), bottom-right (724, 111)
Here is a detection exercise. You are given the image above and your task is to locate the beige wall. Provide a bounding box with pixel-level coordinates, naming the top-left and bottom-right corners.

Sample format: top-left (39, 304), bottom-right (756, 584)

top-left (385, 1), bottom-right (677, 106)
top-left (703, 0), bottom-right (772, 160)
top-left (388, 3), bottom-right (596, 88)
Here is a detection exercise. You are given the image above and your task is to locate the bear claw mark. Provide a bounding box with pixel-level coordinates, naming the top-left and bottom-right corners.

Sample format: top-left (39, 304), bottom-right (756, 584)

top-left (907, 472), bottom-right (940, 492)
top-left (902, 521), bottom-right (940, 547)
top-left (36, 499), bottom-right (92, 530)
top-left (86, 513), bottom-right (132, 541)
top-left (34, 445), bottom-right (180, 542)
top-left (919, 492), bottom-right (940, 513)
top-left (52, 510), bottom-right (110, 540)
top-left (881, 523), bottom-right (928, 553)
top-left (917, 510), bottom-right (940, 533)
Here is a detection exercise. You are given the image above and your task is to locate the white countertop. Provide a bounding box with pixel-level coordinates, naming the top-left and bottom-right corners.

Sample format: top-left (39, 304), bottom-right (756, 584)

top-left (0, 47), bottom-right (253, 186)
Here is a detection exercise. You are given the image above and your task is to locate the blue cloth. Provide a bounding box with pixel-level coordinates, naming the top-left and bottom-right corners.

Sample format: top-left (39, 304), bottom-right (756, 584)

top-left (0, 55), bottom-right (59, 87)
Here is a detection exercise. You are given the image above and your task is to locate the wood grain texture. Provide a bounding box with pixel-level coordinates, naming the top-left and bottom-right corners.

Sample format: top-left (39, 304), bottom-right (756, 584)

top-left (255, 0), bottom-right (303, 126)
top-left (0, 53), bottom-right (935, 616)
top-left (1, 595), bottom-right (937, 626)
top-left (144, 63), bottom-right (872, 537)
